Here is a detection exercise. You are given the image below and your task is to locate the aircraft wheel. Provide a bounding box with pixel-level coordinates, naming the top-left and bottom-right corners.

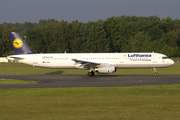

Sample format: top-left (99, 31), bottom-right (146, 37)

top-left (91, 71), bottom-right (94, 76)
top-left (88, 72), bottom-right (93, 76)
top-left (154, 73), bottom-right (157, 76)
top-left (88, 71), bottom-right (94, 76)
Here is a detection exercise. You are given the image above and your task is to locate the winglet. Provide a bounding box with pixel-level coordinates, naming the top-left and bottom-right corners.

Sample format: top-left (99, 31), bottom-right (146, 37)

top-left (9, 32), bottom-right (36, 55)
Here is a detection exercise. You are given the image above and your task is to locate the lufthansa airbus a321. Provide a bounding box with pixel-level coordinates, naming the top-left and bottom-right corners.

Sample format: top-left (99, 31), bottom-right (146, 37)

top-left (7, 32), bottom-right (174, 76)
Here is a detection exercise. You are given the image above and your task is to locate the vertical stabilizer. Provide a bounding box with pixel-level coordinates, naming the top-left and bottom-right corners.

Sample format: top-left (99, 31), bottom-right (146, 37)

top-left (9, 32), bottom-right (35, 55)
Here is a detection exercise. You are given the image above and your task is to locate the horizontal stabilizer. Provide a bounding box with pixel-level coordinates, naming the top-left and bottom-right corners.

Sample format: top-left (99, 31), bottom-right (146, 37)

top-left (8, 56), bottom-right (25, 59)
top-left (7, 55), bottom-right (25, 61)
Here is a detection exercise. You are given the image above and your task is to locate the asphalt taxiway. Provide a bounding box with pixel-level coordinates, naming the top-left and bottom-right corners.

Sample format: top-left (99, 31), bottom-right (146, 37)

top-left (0, 74), bottom-right (180, 89)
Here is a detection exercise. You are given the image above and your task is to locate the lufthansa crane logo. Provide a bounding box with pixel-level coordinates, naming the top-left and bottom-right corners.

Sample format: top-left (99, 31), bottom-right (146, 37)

top-left (13, 38), bottom-right (23, 48)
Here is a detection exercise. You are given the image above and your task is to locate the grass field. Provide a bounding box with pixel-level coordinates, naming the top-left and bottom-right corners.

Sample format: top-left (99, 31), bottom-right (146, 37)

top-left (0, 80), bottom-right (38, 84)
top-left (0, 62), bottom-right (180, 120)
top-left (0, 62), bottom-right (180, 75)
top-left (0, 85), bottom-right (180, 120)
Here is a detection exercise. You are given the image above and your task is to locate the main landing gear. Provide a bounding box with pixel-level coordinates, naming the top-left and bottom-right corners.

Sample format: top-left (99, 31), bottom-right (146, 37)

top-left (88, 71), bottom-right (94, 76)
top-left (153, 68), bottom-right (157, 76)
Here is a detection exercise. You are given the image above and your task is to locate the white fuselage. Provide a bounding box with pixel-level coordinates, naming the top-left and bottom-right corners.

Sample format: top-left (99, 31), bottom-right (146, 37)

top-left (8, 53), bottom-right (174, 69)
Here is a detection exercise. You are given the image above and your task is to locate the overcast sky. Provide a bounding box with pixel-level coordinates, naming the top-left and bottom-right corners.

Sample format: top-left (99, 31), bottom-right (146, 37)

top-left (0, 0), bottom-right (180, 23)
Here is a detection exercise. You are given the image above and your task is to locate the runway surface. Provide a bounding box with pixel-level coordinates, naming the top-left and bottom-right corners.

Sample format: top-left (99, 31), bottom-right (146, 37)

top-left (0, 74), bottom-right (180, 89)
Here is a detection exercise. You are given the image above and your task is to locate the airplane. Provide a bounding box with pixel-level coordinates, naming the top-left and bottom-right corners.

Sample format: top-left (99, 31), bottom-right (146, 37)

top-left (7, 32), bottom-right (174, 76)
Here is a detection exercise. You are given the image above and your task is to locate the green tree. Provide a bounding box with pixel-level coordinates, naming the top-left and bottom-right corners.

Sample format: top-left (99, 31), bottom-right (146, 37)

top-left (104, 17), bottom-right (119, 52)
top-left (162, 17), bottom-right (175, 33)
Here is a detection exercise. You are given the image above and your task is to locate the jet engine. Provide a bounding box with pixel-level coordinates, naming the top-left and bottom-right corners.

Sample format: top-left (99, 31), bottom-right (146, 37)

top-left (95, 65), bottom-right (116, 73)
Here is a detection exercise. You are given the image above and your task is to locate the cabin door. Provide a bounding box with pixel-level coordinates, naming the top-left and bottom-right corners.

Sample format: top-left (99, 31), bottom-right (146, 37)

top-left (119, 55), bottom-right (124, 63)
top-left (153, 55), bottom-right (157, 63)
top-left (33, 55), bottom-right (38, 64)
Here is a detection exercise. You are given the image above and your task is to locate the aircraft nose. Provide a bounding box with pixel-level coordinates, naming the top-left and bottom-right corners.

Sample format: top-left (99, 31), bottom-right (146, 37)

top-left (170, 59), bottom-right (174, 65)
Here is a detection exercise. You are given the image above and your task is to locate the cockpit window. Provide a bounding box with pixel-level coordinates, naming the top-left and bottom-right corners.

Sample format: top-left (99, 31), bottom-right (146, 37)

top-left (162, 57), bottom-right (169, 59)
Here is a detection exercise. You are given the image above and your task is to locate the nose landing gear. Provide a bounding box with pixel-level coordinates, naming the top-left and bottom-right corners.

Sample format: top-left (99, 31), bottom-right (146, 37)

top-left (153, 68), bottom-right (157, 76)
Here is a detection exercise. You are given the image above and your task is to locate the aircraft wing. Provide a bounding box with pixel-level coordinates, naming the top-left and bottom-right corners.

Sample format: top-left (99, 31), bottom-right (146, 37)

top-left (72, 59), bottom-right (101, 69)
top-left (72, 59), bottom-right (101, 65)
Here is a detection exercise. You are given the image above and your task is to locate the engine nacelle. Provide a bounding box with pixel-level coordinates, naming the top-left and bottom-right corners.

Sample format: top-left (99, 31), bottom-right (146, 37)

top-left (95, 65), bottom-right (116, 73)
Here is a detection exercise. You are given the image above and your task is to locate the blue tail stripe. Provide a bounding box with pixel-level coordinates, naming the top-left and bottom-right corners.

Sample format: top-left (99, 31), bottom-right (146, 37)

top-left (9, 32), bottom-right (36, 55)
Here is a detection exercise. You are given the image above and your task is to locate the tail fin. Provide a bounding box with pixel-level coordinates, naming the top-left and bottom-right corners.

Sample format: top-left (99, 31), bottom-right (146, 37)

top-left (9, 32), bottom-right (35, 55)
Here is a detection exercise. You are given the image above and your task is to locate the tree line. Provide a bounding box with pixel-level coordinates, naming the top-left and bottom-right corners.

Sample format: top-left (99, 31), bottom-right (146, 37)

top-left (0, 16), bottom-right (180, 57)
